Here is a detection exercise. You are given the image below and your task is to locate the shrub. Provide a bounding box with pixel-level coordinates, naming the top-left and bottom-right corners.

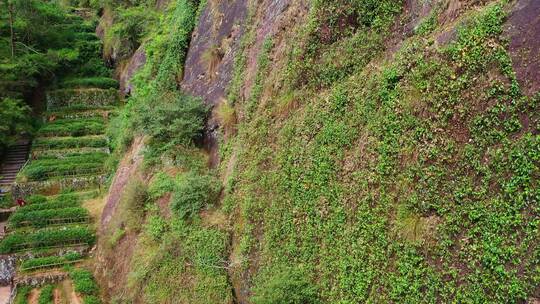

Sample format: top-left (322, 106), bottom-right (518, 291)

top-left (145, 215), bottom-right (168, 241)
top-left (38, 284), bottom-right (54, 304)
top-left (76, 58), bottom-right (112, 78)
top-left (251, 268), bottom-right (320, 304)
top-left (170, 172), bottom-right (220, 219)
top-left (148, 172), bottom-right (175, 200)
top-left (0, 193), bottom-right (14, 209)
top-left (133, 93), bottom-right (209, 151)
top-left (215, 100), bottom-right (236, 132)
top-left (45, 104), bottom-right (116, 114)
top-left (105, 6), bottom-right (158, 60)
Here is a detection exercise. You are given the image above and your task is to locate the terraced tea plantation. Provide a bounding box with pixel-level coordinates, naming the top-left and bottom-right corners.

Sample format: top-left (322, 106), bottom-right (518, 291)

top-left (4, 84), bottom-right (118, 303)
top-left (14, 87), bottom-right (118, 195)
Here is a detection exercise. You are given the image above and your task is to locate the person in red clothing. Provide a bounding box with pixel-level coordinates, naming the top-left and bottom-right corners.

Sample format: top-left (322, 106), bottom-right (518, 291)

top-left (16, 198), bottom-right (25, 207)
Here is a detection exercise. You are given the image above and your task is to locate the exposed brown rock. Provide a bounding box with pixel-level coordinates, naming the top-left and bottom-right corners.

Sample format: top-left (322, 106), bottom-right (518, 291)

top-left (119, 45), bottom-right (147, 95)
top-left (100, 136), bottom-right (144, 228)
top-left (181, 0), bottom-right (248, 105)
top-left (505, 0), bottom-right (540, 96)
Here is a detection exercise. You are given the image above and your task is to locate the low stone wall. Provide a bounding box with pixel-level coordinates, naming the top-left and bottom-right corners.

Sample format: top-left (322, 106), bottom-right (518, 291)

top-left (14, 246), bottom-right (88, 262)
top-left (46, 88), bottom-right (119, 110)
top-left (11, 175), bottom-right (107, 199)
top-left (31, 147), bottom-right (110, 159)
top-left (15, 272), bottom-right (68, 287)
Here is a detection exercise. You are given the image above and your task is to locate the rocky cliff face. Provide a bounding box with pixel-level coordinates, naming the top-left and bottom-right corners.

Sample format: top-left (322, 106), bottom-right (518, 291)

top-left (97, 0), bottom-right (540, 302)
top-left (505, 0), bottom-right (540, 97)
top-left (181, 0), bottom-right (248, 105)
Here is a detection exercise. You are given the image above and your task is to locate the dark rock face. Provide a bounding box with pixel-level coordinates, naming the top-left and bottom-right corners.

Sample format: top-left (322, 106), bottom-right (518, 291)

top-left (505, 0), bottom-right (540, 96)
top-left (119, 45), bottom-right (147, 95)
top-left (242, 0), bottom-right (293, 99)
top-left (181, 0), bottom-right (248, 105)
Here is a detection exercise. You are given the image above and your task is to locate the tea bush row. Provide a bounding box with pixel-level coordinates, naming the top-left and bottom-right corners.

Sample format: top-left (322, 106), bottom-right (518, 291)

top-left (0, 226), bottom-right (95, 253)
top-left (70, 268), bottom-right (102, 304)
top-left (58, 77), bottom-right (119, 89)
top-left (9, 207), bottom-right (89, 228)
top-left (20, 152), bottom-right (107, 181)
top-left (37, 118), bottom-right (106, 137)
top-left (21, 252), bottom-right (83, 271)
top-left (33, 136), bottom-right (109, 150)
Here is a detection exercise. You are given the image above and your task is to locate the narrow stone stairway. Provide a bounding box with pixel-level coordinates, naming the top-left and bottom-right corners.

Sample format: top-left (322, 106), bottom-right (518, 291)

top-left (0, 140), bottom-right (30, 195)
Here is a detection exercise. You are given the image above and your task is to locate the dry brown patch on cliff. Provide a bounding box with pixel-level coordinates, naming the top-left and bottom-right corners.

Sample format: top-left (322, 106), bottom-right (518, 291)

top-left (100, 136), bottom-right (145, 228)
top-left (95, 137), bottom-right (145, 302)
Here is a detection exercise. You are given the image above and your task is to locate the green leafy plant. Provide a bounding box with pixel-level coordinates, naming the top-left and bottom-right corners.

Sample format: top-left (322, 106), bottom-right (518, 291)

top-left (15, 286), bottom-right (31, 304)
top-left (70, 268), bottom-right (99, 296)
top-left (251, 267), bottom-right (320, 304)
top-left (133, 93), bottom-right (209, 151)
top-left (170, 172), bottom-right (220, 219)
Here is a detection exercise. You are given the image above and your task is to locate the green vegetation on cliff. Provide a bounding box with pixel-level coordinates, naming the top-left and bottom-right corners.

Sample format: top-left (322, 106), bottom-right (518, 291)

top-left (17, 0), bottom-right (536, 303)
top-left (221, 0), bottom-right (540, 303)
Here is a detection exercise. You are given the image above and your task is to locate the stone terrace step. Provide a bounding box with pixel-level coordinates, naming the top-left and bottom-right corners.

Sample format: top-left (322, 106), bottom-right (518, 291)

top-left (46, 88), bottom-right (119, 111)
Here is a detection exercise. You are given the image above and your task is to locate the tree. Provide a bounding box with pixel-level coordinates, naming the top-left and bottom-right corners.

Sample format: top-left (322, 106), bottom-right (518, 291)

top-left (6, 0), bottom-right (15, 58)
top-left (0, 98), bottom-right (31, 147)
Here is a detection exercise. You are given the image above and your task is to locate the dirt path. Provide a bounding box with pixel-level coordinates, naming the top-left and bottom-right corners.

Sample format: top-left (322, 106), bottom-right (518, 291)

top-left (70, 290), bottom-right (82, 304)
top-left (28, 288), bottom-right (39, 304)
top-left (53, 288), bottom-right (60, 304)
top-left (61, 280), bottom-right (82, 304)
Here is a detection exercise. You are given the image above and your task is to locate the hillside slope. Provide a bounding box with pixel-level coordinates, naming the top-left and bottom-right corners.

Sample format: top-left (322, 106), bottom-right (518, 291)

top-left (95, 0), bottom-right (540, 303)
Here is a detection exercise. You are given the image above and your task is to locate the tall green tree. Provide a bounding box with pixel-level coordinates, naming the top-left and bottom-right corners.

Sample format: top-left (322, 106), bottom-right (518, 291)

top-left (0, 98), bottom-right (30, 147)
